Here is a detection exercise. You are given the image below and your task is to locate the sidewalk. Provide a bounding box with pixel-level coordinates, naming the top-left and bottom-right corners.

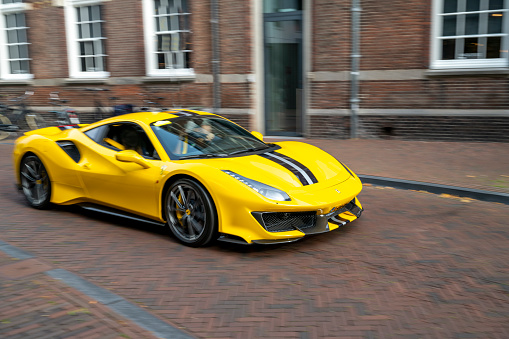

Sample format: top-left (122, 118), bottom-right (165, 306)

top-left (267, 138), bottom-right (509, 195)
top-left (0, 249), bottom-right (161, 339)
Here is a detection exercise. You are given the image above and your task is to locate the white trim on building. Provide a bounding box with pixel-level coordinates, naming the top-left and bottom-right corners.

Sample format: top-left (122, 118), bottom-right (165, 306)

top-left (64, 0), bottom-right (110, 79)
top-left (142, 0), bottom-right (194, 79)
top-left (430, 0), bottom-right (509, 69)
top-left (0, 1), bottom-right (33, 80)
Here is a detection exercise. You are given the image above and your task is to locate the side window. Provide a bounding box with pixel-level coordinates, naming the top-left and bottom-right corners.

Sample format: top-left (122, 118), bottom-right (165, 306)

top-left (100, 123), bottom-right (160, 160)
top-left (84, 124), bottom-right (108, 142)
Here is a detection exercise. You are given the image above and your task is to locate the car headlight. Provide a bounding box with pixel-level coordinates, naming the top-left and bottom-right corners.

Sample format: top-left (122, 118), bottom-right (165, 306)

top-left (222, 170), bottom-right (291, 201)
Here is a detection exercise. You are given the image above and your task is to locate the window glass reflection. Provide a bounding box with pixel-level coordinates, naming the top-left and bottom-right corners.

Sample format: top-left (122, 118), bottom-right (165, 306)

top-left (465, 14), bottom-right (479, 35)
top-left (488, 13), bottom-right (503, 34)
top-left (264, 0), bottom-right (302, 13)
top-left (443, 15), bottom-right (457, 36)
top-left (486, 36), bottom-right (502, 58)
top-left (443, 0), bottom-right (458, 13)
top-left (466, 0), bottom-right (480, 12)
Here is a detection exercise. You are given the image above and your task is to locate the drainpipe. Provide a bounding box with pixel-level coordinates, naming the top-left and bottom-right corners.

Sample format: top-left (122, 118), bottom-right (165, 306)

top-left (211, 0), bottom-right (221, 113)
top-left (350, 0), bottom-right (361, 138)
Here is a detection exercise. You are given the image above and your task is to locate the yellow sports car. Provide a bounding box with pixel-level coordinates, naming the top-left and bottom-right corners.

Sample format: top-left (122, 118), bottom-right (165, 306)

top-left (13, 110), bottom-right (363, 246)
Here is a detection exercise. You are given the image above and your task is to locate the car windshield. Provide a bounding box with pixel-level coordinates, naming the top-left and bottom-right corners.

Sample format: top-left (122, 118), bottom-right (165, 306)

top-left (151, 116), bottom-right (270, 160)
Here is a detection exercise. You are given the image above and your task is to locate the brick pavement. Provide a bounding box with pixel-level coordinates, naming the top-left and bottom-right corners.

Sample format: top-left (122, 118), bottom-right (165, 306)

top-left (1, 140), bottom-right (509, 338)
top-left (0, 250), bottom-right (160, 339)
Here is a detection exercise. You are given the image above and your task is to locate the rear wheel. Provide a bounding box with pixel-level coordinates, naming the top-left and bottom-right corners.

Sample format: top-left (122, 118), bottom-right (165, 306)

top-left (20, 154), bottom-right (51, 209)
top-left (165, 178), bottom-right (217, 247)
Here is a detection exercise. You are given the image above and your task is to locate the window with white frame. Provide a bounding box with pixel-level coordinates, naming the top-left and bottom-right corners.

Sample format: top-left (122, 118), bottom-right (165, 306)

top-left (431, 0), bottom-right (509, 69)
top-left (65, 0), bottom-right (108, 79)
top-left (0, 0), bottom-right (32, 80)
top-left (142, 0), bottom-right (193, 77)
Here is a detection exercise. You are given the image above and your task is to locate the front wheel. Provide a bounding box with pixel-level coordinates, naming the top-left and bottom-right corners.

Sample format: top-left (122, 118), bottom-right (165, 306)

top-left (165, 178), bottom-right (217, 247)
top-left (20, 154), bottom-right (51, 209)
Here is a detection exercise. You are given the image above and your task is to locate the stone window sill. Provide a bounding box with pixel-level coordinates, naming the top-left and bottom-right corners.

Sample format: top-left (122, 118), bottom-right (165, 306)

top-left (425, 68), bottom-right (509, 77)
top-left (64, 78), bottom-right (109, 84)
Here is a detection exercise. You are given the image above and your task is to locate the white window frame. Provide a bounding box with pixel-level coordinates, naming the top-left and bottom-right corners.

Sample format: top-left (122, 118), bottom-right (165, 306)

top-left (0, 1), bottom-right (33, 80)
top-left (431, 0), bottom-right (509, 69)
top-left (64, 0), bottom-right (109, 79)
top-left (142, 0), bottom-right (194, 78)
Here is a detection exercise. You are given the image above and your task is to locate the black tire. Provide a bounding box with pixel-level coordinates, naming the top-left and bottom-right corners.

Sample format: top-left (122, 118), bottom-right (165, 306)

top-left (164, 178), bottom-right (217, 247)
top-left (20, 154), bottom-right (51, 209)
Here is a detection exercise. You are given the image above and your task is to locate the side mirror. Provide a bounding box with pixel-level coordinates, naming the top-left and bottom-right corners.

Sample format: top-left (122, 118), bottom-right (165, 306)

top-left (116, 150), bottom-right (150, 169)
top-left (251, 131), bottom-right (263, 141)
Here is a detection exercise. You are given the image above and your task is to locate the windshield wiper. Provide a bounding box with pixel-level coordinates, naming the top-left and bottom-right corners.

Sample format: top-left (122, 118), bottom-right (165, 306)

top-left (179, 153), bottom-right (228, 160)
top-left (227, 146), bottom-right (270, 156)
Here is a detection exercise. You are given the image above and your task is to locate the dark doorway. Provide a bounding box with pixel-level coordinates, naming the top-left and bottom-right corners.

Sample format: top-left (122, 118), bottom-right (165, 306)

top-left (264, 1), bottom-right (303, 136)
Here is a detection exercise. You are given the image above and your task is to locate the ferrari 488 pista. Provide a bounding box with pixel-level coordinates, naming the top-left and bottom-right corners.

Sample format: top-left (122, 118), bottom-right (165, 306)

top-left (13, 110), bottom-right (363, 246)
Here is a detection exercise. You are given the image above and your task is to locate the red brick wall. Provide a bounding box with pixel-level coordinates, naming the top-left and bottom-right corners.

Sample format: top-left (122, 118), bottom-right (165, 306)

top-left (360, 0), bottom-right (431, 70)
top-left (191, 0), bottom-right (213, 74)
top-left (27, 2), bottom-right (68, 79)
top-left (358, 116), bottom-right (509, 142)
top-left (310, 82), bottom-right (350, 109)
top-left (312, 1), bottom-right (351, 72)
top-left (219, 0), bottom-right (251, 74)
top-left (104, 0), bottom-right (145, 77)
top-left (360, 78), bottom-right (509, 109)
top-left (221, 83), bottom-right (251, 109)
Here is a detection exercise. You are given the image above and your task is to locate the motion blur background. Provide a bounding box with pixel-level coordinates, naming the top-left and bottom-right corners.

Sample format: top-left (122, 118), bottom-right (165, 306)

top-left (0, 0), bottom-right (508, 141)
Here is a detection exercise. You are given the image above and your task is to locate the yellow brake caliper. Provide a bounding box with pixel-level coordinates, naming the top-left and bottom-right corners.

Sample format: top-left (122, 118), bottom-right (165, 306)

top-left (175, 194), bottom-right (185, 226)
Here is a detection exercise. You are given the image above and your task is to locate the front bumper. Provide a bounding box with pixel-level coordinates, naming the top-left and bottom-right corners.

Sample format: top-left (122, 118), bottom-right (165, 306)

top-left (213, 171), bottom-right (364, 245)
top-left (248, 197), bottom-right (363, 244)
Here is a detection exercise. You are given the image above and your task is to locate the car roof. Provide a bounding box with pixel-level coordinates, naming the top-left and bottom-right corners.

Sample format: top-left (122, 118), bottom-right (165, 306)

top-left (81, 109), bottom-right (219, 131)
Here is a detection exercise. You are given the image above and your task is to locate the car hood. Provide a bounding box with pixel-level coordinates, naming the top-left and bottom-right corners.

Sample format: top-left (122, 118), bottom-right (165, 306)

top-left (191, 141), bottom-right (352, 194)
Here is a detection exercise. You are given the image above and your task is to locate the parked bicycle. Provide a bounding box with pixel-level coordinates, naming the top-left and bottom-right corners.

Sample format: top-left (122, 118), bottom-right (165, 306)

top-left (84, 88), bottom-right (135, 121)
top-left (0, 91), bottom-right (47, 131)
top-left (84, 88), bottom-right (113, 121)
top-left (0, 121), bottom-right (19, 141)
top-left (48, 92), bottom-right (80, 126)
top-left (137, 92), bottom-right (167, 112)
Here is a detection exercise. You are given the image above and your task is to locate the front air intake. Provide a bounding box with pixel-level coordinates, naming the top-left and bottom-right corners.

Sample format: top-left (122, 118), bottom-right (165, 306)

top-left (252, 211), bottom-right (316, 233)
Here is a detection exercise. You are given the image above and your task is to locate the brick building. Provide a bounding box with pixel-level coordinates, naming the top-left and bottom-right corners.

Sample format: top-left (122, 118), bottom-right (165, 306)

top-left (1, 0), bottom-right (508, 141)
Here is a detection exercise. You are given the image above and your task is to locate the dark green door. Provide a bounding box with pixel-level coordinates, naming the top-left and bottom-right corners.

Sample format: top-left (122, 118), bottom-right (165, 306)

top-left (264, 1), bottom-right (303, 136)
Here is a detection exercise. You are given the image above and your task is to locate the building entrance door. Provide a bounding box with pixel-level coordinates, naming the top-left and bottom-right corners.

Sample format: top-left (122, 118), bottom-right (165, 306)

top-left (264, 1), bottom-right (303, 136)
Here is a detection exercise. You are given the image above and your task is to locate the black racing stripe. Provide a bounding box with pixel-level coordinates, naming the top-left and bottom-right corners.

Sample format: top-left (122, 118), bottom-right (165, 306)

top-left (171, 111), bottom-right (201, 117)
top-left (58, 125), bottom-right (80, 130)
top-left (259, 152), bottom-right (318, 186)
top-left (273, 152), bottom-right (318, 184)
top-left (259, 153), bottom-right (308, 185)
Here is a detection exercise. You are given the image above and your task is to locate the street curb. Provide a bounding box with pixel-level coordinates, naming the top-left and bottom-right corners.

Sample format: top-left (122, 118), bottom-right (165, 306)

top-left (359, 175), bottom-right (509, 205)
top-left (0, 240), bottom-right (34, 259)
top-left (46, 269), bottom-right (195, 339)
top-left (0, 238), bottom-right (195, 339)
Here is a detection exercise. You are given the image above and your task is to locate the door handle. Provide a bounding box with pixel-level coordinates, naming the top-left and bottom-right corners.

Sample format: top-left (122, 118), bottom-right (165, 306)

top-left (82, 163), bottom-right (92, 170)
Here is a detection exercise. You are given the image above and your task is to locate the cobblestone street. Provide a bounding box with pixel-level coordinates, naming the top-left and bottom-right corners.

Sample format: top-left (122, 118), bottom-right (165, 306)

top-left (1, 142), bottom-right (508, 338)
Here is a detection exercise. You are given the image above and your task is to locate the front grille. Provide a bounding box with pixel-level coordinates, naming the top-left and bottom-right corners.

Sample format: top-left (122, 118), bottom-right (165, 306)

top-left (259, 212), bottom-right (316, 233)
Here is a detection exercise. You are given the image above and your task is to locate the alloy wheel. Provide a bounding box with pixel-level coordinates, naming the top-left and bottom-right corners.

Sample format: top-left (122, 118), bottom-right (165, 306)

top-left (20, 155), bottom-right (51, 208)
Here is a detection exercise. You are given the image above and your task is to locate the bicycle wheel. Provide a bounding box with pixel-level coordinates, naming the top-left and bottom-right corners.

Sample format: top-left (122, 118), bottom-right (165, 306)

top-left (0, 114), bottom-right (13, 140)
top-left (25, 113), bottom-right (48, 130)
